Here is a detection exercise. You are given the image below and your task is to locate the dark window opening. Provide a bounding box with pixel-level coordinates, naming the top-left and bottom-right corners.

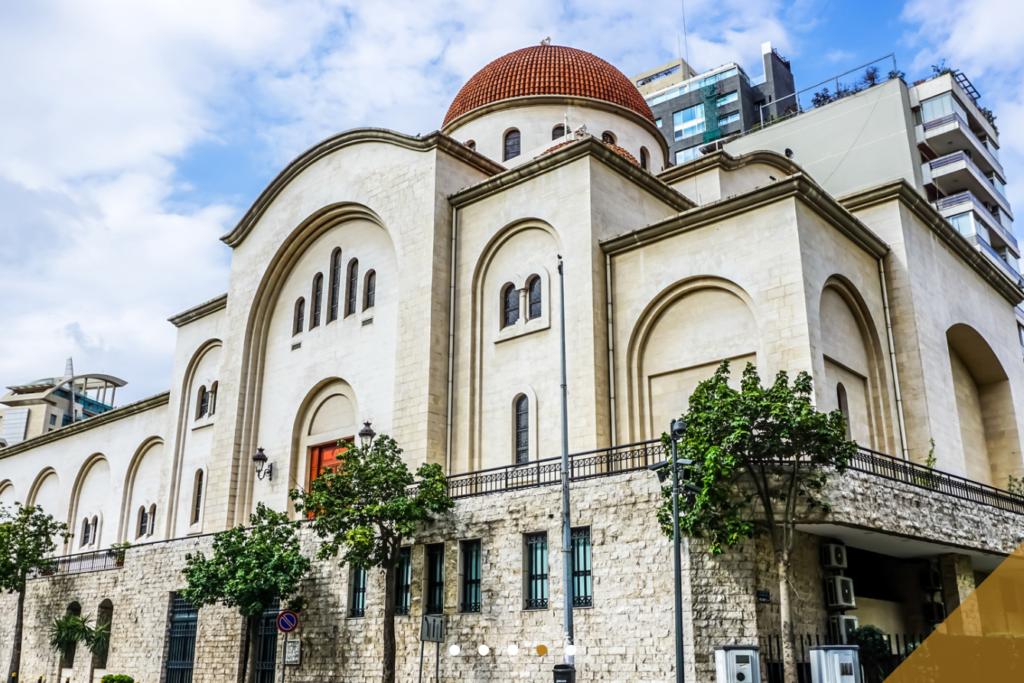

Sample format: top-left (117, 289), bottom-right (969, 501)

top-left (293, 298), bottom-right (305, 336)
top-left (346, 260), bottom-right (359, 316)
top-left (528, 276), bottom-right (541, 319)
top-left (396, 547), bottom-right (412, 616)
top-left (515, 395), bottom-right (529, 464)
top-left (208, 381), bottom-right (218, 416)
top-left (502, 283), bottom-right (519, 328)
top-left (601, 131), bottom-right (616, 144)
top-left (311, 274), bottom-right (323, 328)
top-left (571, 527), bottom-right (593, 607)
top-left (525, 532), bottom-right (548, 609)
top-left (349, 567), bottom-right (367, 618)
top-left (364, 270), bottom-right (376, 309)
top-left (138, 507), bottom-right (149, 539)
top-left (504, 130), bottom-right (521, 161)
top-left (640, 148), bottom-right (649, 171)
top-left (197, 385), bottom-right (209, 419)
top-left (461, 540), bottom-right (482, 613)
top-left (329, 249), bottom-right (342, 322)
top-left (552, 124), bottom-right (565, 140)
top-left (165, 594), bottom-right (198, 683)
top-left (426, 543), bottom-right (445, 614)
top-left (193, 471), bottom-right (203, 525)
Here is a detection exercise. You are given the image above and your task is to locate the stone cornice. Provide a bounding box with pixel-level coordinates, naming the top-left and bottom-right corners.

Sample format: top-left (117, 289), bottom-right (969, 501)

top-left (440, 94), bottom-right (671, 165)
top-left (0, 392), bottom-right (170, 459)
top-left (601, 173), bottom-right (890, 259)
top-left (168, 293), bottom-right (228, 328)
top-left (657, 149), bottom-right (803, 185)
top-left (840, 180), bottom-right (1024, 306)
top-left (448, 136), bottom-right (696, 212)
top-left (220, 129), bottom-right (506, 248)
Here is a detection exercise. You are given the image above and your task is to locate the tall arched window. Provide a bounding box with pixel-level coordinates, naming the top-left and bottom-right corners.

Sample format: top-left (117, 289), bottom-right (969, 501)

top-left (364, 270), bottom-right (376, 310)
top-left (329, 248), bottom-right (342, 322)
top-left (515, 395), bottom-right (529, 464)
top-left (502, 283), bottom-right (519, 328)
top-left (640, 147), bottom-right (649, 171)
top-left (601, 131), bottom-right (616, 144)
top-left (528, 276), bottom-right (542, 319)
top-left (197, 385), bottom-right (209, 419)
top-left (138, 506), bottom-right (148, 539)
top-left (91, 516), bottom-right (99, 545)
top-left (81, 518), bottom-right (91, 547)
top-left (837, 383), bottom-right (851, 439)
top-left (294, 298), bottom-right (305, 336)
top-left (346, 259), bottom-right (359, 316)
top-left (208, 381), bottom-right (218, 416)
top-left (148, 504), bottom-right (156, 535)
top-left (552, 124), bottom-right (565, 140)
top-left (311, 273), bottom-right (323, 328)
top-left (504, 130), bottom-right (521, 161)
top-left (192, 470), bottom-right (203, 525)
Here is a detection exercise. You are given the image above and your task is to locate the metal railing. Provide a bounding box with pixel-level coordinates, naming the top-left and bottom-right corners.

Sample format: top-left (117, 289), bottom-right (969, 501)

top-left (762, 632), bottom-right (926, 683)
top-left (930, 152), bottom-right (1013, 216)
top-left (922, 112), bottom-right (1004, 179)
top-left (30, 549), bottom-right (125, 579)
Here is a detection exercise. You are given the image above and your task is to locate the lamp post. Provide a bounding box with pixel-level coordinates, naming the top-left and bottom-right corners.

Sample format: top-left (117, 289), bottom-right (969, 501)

top-left (252, 447), bottom-right (273, 481)
top-left (557, 256), bottom-right (575, 675)
top-left (358, 421), bottom-right (376, 447)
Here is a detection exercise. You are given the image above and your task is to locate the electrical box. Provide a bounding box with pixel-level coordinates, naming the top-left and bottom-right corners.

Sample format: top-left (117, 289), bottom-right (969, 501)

top-left (825, 576), bottom-right (856, 609)
top-left (714, 645), bottom-right (761, 683)
top-left (828, 615), bottom-right (859, 644)
top-left (924, 601), bottom-right (946, 623)
top-left (821, 544), bottom-right (848, 570)
top-left (809, 645), bottom-right (862, 683)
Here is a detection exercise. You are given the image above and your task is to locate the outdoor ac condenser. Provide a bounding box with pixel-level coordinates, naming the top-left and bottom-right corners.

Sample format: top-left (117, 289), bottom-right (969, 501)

top-left (924, 601), bottom-right (946, 624)
top-left (821, 543), bottom-right (848, 570)
top-left (829, 615), bottom-right (859, 644)
top-left (825, 576), bottom-right (856, 609)
top-left (809, 645), bottom-right (863, 683)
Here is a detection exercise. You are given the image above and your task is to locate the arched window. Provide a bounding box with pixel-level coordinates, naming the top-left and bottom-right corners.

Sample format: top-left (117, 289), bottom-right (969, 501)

top-left (197, 385), bottom-right (209, 419)
top-left (515, 395), bottom-right (529, 464)
top-left (311, 273), bottom-right (324, 329)
top-left (601, 131), bottom-right (616, 144)
top-left (528, 276), bottom-right (542, 319)
top-left (552, 124), bottom-right (565, 140)
top-left (91, 516), bottom-right (99, 546)
top-left (329, 248), bottom-right (342, 322)
top-left (148, 504), bottom-right (156, 535)
top-left (504, 130), bottom-right (521, 161)
top-left (346, 260), bottom-right (359, 316)
top-left (81, 518), bottom-right (91, 547)
top-left (137, 506), bottom-right (148, 539)
top-left (192, 470), bottom-right (203, 525)
top-left (364, 270), bottom-right (376, 310)
top-left (208, 381), bottom-right (218, 416)
top-left (640, 147), bottom-right (649, 171)
top-left (466, 140), bottom-right (476, 151)
top-left (294, 298), bottom-right (305, 336)
top-left (837, 383), bottom-right (851, 439)
top-left (502, 283), bottom-right (519, 328)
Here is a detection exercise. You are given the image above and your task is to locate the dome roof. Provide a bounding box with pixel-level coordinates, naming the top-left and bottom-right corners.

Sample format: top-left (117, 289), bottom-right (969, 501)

top-left (444, 45), bottom-right (654, 127)
top-left (544, 138), bottom-right (640, 167)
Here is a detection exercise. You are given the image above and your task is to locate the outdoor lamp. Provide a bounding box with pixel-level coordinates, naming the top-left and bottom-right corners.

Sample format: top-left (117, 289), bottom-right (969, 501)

top-left (507, 644), bottom-right (519, 656)
top-left (252, 447), bottom-right (273, 481)
top-left (478, 645), bottom-right (490, 656)
top-left (449, 645), bottom-right (461, 656)
top-left (358, 421), bottom-right (376, 447)
top-left (670, 418), bottom-right (687, 440)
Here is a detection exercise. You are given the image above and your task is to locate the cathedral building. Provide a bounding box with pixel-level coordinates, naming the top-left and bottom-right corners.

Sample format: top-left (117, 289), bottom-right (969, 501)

top-left (2, 44), bottom-right (1024, 682)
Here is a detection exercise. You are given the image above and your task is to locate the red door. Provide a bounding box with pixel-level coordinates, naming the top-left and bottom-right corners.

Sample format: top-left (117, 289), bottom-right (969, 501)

top-left (308, 441), bottom-right (349, 485)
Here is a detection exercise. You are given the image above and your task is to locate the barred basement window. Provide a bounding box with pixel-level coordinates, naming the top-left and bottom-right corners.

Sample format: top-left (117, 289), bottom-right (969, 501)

top-left (425, 543), bottom-right (445, 615)
top-left (329, 248), bottom-right (342, 322)
top-left (504, 129), bottom-right (521, 161)
top-left (311, 273), bottom-right (323, 328)
top-left (571, 527), bottom-right (593, 607)
top-left (527, 275), bottom-right (541, 319)
top-left (349, 567), bottom-right (367, 618)
top-left (502, 283), bottom-right (519, 328)
top-left (460, 540), bottom-right (482, 613)
top-left (515, 395), bottom-right (529, 464)
top-left (346, 259), bottom-right (359, 316)
top-left (524, 532), bottom-right (548, 610)
top-left (396, 547), bottom-right (412, 616)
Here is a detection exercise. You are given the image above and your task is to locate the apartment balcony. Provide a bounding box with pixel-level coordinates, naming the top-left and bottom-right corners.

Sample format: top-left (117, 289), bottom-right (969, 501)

top-left (922, 112), bottom-right (1004, 180)
top-left (962, 230), bottom-right (1021, 283)
top-left (927, 151), bottom-right (1013, 218)
top-left (935, 191), bottom-right (1018, 256)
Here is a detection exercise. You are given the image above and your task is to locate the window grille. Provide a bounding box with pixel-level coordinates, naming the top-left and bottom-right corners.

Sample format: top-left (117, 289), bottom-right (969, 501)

top-left (515, 395), bottom-right (529, 464)
top-left (461, 540), bottom-right (481, 613)
top-left (425, 543), bottom-right (445, 614)
top-left (365, 271), bottom-right (376, 309)
top-left (525, 532), bottom-right (548, 609)
top-left (165, 594), bottom-right (198, 683)
top-left (193, 471), bottom-right (203, 524)
top-left (346, 260), bottom-right (359, 316)
top-left (502, 283), bottom-right (519, 328)
top-left (255, 600), bottom-right (279, 683)
top-left (571, 527), bottom-right (593, 607)
top-left (528, 276), bottom-right (541, 319)
top-left (329, 249), bottom-right (342, 321)
top-left (552, 124), bottom-right (565, 140)
top-left (349, 567), bottom-right (367, 618)
top-left (294, 298), bottom-right (305, 335)
top-left (396, 547), bottom-right (412, 615)
top-left (138, 508), bottom-right (148, 539)
top-left (504, 130), bottom-right (521, 161)
top-left (311, 274), bottom-right (323, 328)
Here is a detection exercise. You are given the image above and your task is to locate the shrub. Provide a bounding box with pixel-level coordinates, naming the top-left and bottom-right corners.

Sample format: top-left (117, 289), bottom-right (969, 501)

top-left (101, 676), bottom-right (135, 683)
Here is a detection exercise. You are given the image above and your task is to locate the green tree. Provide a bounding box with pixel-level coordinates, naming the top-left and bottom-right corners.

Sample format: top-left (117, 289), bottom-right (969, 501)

top-left (660, 361), bottom-right (855, 683)
top-left (181, 503), bottom-right (310, 683)
top-left (290, 434), bottom-right (454, 683)
top-left (0, 502), bottom-right (72, 679)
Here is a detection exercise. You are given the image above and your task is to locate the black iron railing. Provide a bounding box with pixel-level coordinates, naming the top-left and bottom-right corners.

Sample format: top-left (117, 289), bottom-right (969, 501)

top-left (30, 549), bottom-right (124, 579)
top-left (762, 632), bottom-right (926, 683)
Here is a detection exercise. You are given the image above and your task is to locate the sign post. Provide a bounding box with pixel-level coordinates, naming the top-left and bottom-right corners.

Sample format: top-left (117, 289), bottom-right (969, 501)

top-left (419, 615), bottom-right (445, 682)
top-left (276, 610), bottom-right (300, 683)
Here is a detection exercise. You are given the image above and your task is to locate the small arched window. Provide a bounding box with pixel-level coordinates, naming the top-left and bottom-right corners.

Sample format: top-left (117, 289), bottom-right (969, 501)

top-left (364, 270), bottom-right (376, 310)
top-left (640, 147), bottom-right (649, 171)
top-left (148, 504), bottom-right (156, 535)
top-left (294, 298), bottom-right (305, 336)
top-left (466, 140), bottom-right (476, 151)
top-left (329, 248), bottom-right (343, 322)
top-left (208, 381), bottom-right (218, 416)
top-left (311, 273), bottom-right (324, 329)
top-left (552, 124), bottom-right (565, 140)
top-left (346, 259), bottom-right (359, 316)
top-left (193, 470), bottom-right (203, 525)
top-left (197, 385), bottom-right (209, 419)
top-left (504, 130), bottom-right (521, 161)
top-left (81, 518), bottom-right (91, 547)
top-left (601, 131), bottom-right (616, 144)
top-left (502, 283), bottom-right (519, 328)
top-left (837, 383), bottom-right (851, 439)
top-left (515, 395), bottom-right (529, 464)
top-left (137, 507), bottom-right (148, 539)
top-left (91, 516), bottom-right (99, 545)
top-left (527, 276), bottom-right (542, 319)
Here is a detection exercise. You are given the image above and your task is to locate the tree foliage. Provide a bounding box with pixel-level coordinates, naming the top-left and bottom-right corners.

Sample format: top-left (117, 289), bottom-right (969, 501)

top-left (0, 502), bottom-right (71, 594)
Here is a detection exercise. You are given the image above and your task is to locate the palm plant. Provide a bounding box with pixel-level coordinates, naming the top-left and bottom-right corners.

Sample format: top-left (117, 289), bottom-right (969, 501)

top-left (48, 613), bottom-right (93, 662)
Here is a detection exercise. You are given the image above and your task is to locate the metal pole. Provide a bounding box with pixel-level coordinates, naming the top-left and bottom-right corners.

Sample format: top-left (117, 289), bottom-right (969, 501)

top-left (435, 641), bottom-right (439, 682)
top-left (671, 428), bottom-right (685, 683)
top-left (418, 640), bottom-right (424, 683)
top-left (558, 256), bottom-right (575, 667)
top-left (281, 631), bottom-right (287, 683)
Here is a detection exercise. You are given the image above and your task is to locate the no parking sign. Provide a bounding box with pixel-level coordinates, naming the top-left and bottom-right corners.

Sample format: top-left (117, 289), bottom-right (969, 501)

top-left (277, 609), bottom-right (299, 633)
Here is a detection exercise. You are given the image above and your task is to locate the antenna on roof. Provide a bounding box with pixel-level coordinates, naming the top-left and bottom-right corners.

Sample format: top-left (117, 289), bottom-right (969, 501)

top-left (65, 357), bottom-right (74, 379)
top-left (540, 37), bottom-right (551, 46)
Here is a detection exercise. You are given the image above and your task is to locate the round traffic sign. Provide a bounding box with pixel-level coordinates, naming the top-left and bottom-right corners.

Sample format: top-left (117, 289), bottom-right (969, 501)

top-left (277, 610), bottom-right (299, 633)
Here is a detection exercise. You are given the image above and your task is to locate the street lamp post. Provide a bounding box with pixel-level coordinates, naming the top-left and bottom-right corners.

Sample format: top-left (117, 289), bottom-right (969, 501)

top-left (668, 418), bottom-right (687, 683)
top-left (557, 256), bottom-right (575, 674)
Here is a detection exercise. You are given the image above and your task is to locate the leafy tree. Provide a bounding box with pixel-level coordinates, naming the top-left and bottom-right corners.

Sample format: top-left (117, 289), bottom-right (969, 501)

top-left (181, 503), bottom-right (310, 683)
top-left (861, 66), bottom-right (881, 88)
top-left (811, 88), bottom-right (834, 108)
top-left (291, 434), bottom-right (454, 683)
top-left (659, 361), bottom-right (855, 683)
top-left (979, 106), bottom-right (999, 134)
top-left (0, 502), bottom-right (72, 678)
top-left (849, 625), bottom-right (894, 681)
top-left (888, 69), bottom-right (907, 82)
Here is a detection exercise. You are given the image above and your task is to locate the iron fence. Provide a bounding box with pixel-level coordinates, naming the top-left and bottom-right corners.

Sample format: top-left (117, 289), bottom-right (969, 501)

top-left (761, 632), bottom-right (926, 683)
top-left (30, 549), bottom-right (124, 579)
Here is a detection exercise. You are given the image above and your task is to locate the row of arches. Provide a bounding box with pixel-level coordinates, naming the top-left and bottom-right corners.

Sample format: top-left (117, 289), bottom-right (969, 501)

top-left (58, 599), bottom-right (113, 672)
top-left (293, 248), bottom-right (377, 336)
top-left (470, 126), bottom-right (631, 164)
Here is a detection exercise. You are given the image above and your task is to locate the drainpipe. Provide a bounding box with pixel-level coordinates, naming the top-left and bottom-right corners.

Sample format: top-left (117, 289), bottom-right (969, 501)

top-left (445, 205), bottom-right (459, 475)
top-left (879, 257), bottom-right (910, 460)
top-left (605, 253), bottom-right (618, 447)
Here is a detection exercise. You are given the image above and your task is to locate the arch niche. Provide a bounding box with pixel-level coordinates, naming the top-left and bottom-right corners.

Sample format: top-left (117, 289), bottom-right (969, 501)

top-left (68, 455), bottom-right (112, 550)
top-left (120, 438), bottom-right (164, 543)
top-left (628, 278), bottom-right (759, 442)
top-left (291, 380), bottom-right (360, 497)
top-left (946, 324), bottom-right (1022, 486)
top-left (28, 468), bottom-right (61, 518)
top-left (0, 480), bottom-right (15, 509)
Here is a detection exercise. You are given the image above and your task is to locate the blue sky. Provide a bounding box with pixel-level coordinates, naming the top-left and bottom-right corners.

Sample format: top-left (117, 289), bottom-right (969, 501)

top-left (1, 0), bottom-right (1021, 402)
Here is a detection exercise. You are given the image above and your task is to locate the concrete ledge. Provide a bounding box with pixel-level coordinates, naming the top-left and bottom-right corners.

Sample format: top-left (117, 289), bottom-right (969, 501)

top-left (168, 293), bottom-right (228, 328)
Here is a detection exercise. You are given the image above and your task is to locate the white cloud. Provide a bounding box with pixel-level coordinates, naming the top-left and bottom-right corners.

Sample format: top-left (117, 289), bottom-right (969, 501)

top-left (0, 0), bottom-right (795, 402)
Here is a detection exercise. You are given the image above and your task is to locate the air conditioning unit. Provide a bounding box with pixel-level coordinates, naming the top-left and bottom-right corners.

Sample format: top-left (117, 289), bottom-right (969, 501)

top-left (924, 601), bottom-right (946, 624)
top-left (826, 576), bottom-right (856, 609)
top-left (829, 615), bottom-right (859, 644)
top-left (821, 543), bottom-right (848, 570)
top-left (921, 569), bottom-right (942, 592)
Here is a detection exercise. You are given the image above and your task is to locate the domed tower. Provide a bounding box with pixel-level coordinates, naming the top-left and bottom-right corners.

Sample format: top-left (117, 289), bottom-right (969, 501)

top-left (443, 44), bottom-right (668, 172)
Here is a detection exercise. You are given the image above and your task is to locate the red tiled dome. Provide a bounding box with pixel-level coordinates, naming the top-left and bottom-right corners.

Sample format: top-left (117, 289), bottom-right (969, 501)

top-left (543, 138), bottom-right (640, 166)
top-left (444, 45), bottom-right (654, 127)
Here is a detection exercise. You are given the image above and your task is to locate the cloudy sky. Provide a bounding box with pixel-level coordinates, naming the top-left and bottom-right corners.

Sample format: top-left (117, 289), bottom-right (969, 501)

top-left (1, 0), bottom-right (1021, 404)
